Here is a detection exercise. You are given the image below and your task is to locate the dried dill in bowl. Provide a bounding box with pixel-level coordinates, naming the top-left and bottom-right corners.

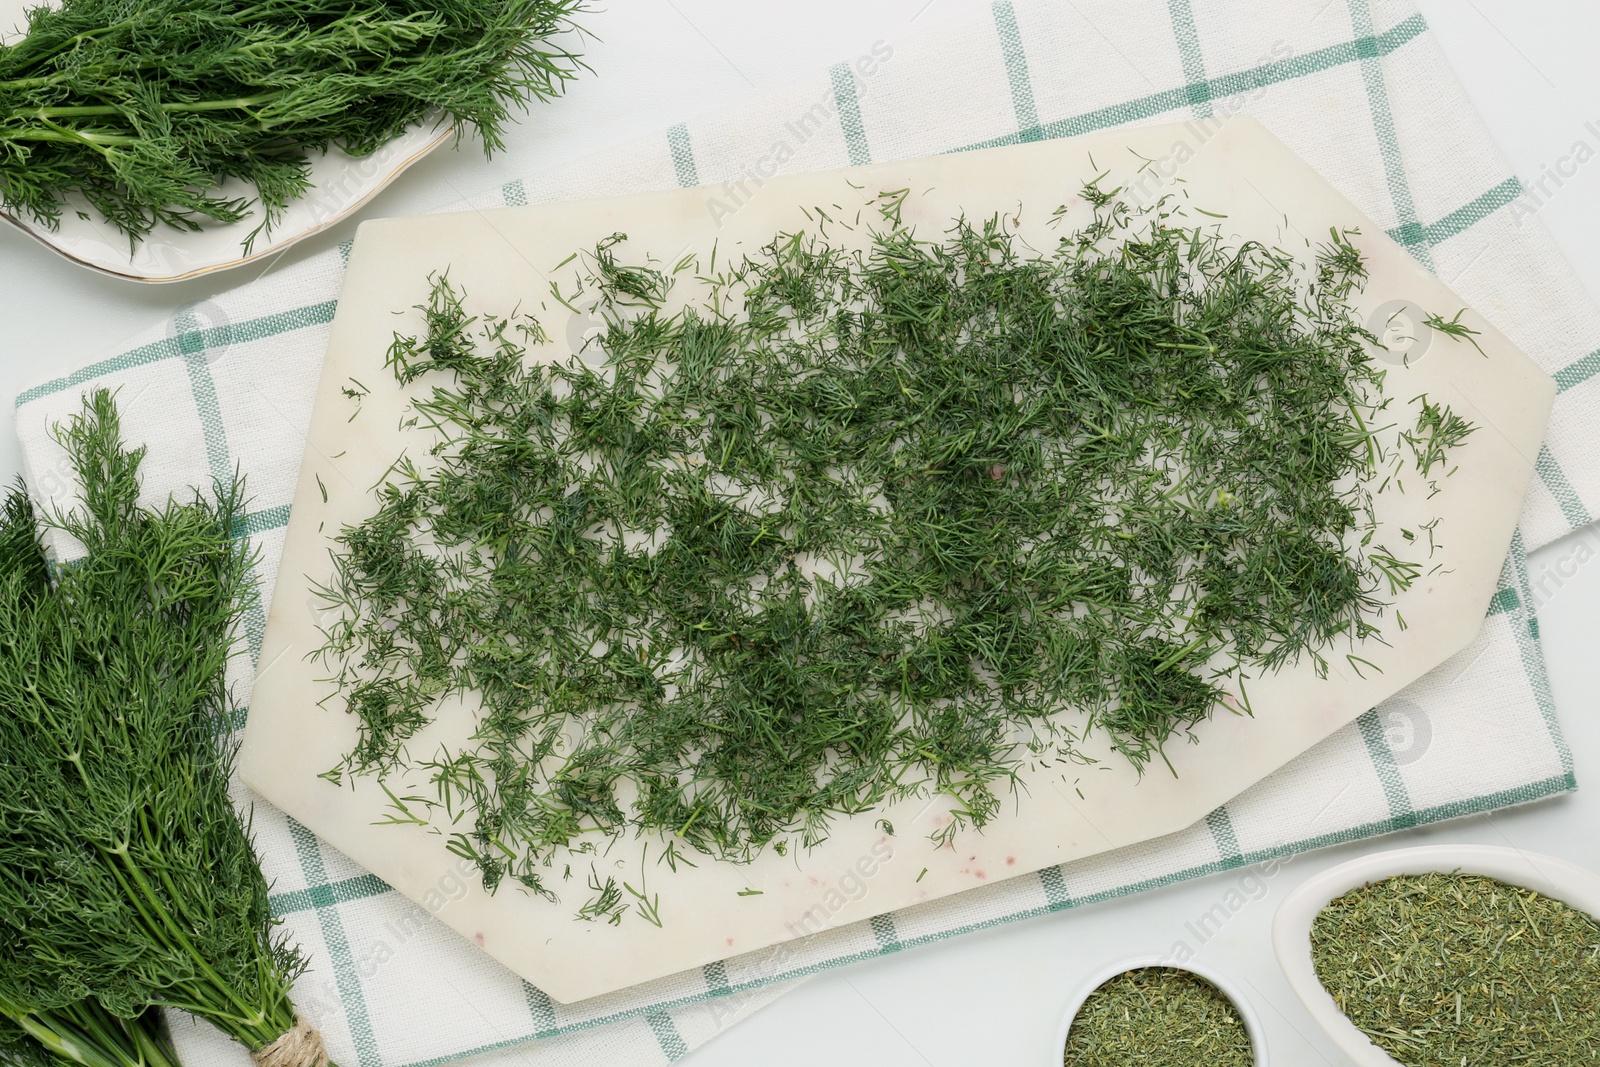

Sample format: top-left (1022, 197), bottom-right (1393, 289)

top-left (1311, 872), bottom-right (1600, 1065)
top-left (1061, 967), bottom-right (1255, 1066)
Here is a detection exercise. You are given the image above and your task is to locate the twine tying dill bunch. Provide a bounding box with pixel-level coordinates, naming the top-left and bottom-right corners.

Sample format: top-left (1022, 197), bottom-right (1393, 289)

top-left (0, 0), bottom-right (589, 248)
top-left (251, 1018), bottom-right (329, 1067)
top-left (313, 186), bottom-right (1473, 909)
top-left (0, 391), bottom-right (334, 1066)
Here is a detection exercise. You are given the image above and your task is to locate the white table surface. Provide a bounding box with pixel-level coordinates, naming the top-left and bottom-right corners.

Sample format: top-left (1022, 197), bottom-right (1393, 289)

top-left (2, 3), bottom-right (1596, 1065)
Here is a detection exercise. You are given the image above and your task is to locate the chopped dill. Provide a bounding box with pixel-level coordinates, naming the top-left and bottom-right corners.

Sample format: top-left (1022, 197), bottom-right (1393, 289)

top-left (1404, 395), bottom-right (1476, 480)
top-left (1423, 309), bottom-right (1488, 358)
top-left (312, 186), bottom-right (1471, 902)
top-left (576, 871), bottom-right (624, 925)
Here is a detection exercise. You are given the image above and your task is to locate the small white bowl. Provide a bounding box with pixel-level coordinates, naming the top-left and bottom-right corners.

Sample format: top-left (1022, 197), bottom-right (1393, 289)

top-left (1055, 955), bottom-right (1269, 1066)
top-left (1271, 844), bottom-right (1600, 1067)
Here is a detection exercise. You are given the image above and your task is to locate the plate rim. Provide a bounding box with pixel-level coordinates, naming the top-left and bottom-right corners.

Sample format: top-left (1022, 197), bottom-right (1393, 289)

top-left (0, 122), bottom-right (454, 283)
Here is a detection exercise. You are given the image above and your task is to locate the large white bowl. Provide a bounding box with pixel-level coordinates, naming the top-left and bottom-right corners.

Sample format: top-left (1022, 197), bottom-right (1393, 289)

top-left (1054, 956), bottom-right (1269, 1066)
top-left (1271, 844), bottom-right (1600, 1067)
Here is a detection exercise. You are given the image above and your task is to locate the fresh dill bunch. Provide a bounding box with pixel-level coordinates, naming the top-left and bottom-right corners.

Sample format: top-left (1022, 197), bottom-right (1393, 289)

top-left (0, 391), bottom-right (329, 1064)
top-left (314, 189), bottom-right (1473, 896)
top-left (0, 1002), bottom-right (179, 1067)
top-left (0, 0), bottom-right (588, 248)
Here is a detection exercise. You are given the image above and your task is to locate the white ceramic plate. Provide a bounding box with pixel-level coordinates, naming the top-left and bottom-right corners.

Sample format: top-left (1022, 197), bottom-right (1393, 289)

top-left (1271, 844), bottom-right (1600, 1067)
top-left (0, 0), bottom-right (451, 283)
top-left (1053, 956), bottom-right (1269, 1066)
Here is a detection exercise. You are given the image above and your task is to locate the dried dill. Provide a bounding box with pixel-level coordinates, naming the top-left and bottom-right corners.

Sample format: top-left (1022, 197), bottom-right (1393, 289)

top-left (1062, 967), bottom-right (1253, 1066)
top-left (313, 186), bottom-right (1470, 899)
top-left (1312, 872), bottom-right (1600, 1065)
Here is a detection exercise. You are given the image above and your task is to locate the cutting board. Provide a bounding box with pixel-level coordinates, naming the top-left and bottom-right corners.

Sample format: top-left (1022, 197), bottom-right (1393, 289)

top-left (241, 118), bottom-right (1554, 1002)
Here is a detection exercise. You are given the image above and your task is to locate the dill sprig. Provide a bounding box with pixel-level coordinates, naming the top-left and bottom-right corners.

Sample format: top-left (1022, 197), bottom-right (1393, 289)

top-left (1422, 309), bottom-right (1488, 358)
top-left (0, 0), bottom-right (588, 248)
top-left (0, 392), bottom-right (329, 1063)
top-left (1404, 395), bottom-right (1476, 480)
top-left (314, 188), bottom-right (1471, 901)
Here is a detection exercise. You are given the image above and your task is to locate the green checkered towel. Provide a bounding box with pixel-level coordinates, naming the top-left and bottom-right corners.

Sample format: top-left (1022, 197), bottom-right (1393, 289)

top-left (14, 0), bottom-right (1594, 1064)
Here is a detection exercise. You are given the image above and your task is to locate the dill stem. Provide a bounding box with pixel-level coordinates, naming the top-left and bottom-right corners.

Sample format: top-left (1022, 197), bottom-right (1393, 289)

top-left (8, 1003), bottom-right (180, 1067)
top-left (102, 845), bottom-right (279, 1045)
top-left (124, 1015), bottom-right (183, 1067)
top-left (0, 128), bottom-right (138, 147)
top-left (0, 73), bottom-right (70, 90)
top-left (10, 1013), bottom-right (114, 1067)
top-left (10, 95), bottom-right (284, 119)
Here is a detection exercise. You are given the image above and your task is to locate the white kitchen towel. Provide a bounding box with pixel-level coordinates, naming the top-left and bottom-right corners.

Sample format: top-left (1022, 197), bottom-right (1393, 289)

top-left (13, 1), bottom-right (1591, 1065)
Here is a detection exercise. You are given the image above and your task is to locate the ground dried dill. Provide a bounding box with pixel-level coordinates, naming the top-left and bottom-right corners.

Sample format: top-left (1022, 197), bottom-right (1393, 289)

top-left (1062, 967), bottom-right (1253, 1066)
top-left (1311, 872), bottom-right (1600, 1066)
top-left (313, 184), bottom-right (1471, 906)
